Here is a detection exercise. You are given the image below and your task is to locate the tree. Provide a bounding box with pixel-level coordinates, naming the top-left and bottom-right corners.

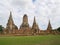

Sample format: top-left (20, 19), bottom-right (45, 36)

top-left (0, 25), bottom-right (3, 34)
top-left (57, 27), bottom-right (60, 32)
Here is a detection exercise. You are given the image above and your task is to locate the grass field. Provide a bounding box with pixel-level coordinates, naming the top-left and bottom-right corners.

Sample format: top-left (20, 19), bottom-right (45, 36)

top-left (0, 35), bottom-right (60, 45)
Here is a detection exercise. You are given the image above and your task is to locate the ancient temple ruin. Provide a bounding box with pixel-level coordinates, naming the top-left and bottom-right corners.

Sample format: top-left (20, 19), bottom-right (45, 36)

top-left (1, 12), bottom-right (59, 36)
top-left (4, 12), bottom-right (18, 34)
top-left (32, 16), bottom-right (39, 35)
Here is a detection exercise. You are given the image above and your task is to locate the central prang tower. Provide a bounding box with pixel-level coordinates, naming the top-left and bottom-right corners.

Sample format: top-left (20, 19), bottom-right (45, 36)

top-left (20, 14), bottom-right (29, 30)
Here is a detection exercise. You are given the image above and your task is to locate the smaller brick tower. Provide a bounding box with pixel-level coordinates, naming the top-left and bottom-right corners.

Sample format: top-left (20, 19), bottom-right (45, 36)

top-left (32, 16), bottom-right (39, 35)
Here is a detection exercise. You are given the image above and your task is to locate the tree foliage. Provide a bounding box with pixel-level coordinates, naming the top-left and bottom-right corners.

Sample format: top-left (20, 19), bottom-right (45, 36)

top-left (57, 27), bottom-right (60, 32)
top-left (0, 25), bottom-right (3, 33)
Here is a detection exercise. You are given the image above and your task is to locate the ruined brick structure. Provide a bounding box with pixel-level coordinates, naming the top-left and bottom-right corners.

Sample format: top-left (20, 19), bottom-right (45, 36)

top-left (46, 20), bottom-right (52, 34)
top-left (4, 12), bottom-right (18, 34)
top-left (19, 14), bottom-right (31, 35)
top-left (32, 16), bottom-right (39, 35)
top-left (2, 12), bottom-right (59, 36)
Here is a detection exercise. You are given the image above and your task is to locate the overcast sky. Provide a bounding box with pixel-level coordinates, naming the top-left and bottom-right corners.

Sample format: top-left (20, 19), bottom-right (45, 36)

top-left (0, 0), bottom-right (60, 30)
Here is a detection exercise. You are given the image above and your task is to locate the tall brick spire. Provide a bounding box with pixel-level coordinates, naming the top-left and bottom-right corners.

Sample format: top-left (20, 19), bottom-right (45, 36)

top-left (6, 11), bottom-right (18, 34)
top-left (33, 16), bottom-right (36, 24)
top-left (9, 12), bottom-right (13, 20)
top-left (32, 16), bottom-right (39, 34)
top-left (47, 20), bottom-right (52, 33)
top-left (8, 11), bottom-right (14, 24)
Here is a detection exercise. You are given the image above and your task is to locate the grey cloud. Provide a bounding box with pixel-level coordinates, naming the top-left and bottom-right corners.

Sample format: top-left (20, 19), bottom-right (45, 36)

top-left (11, 0), bottom-right (29, 8)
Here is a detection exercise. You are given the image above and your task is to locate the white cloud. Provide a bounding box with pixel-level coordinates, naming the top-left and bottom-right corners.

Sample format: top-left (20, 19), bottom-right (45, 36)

top-left (0, 0), bottom-right (60, 29)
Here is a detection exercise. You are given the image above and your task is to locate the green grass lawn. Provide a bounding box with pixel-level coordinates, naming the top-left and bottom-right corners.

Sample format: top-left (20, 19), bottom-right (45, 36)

top-left (0, 35), bottom-right (60, 45)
